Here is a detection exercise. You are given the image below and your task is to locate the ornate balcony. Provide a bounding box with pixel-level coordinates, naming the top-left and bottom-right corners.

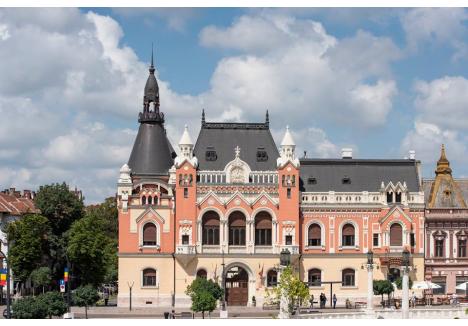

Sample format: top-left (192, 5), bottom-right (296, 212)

top-left (175, 245), bottom-right (197, 267)
top-left (279, 245), bottom-right (299, 255)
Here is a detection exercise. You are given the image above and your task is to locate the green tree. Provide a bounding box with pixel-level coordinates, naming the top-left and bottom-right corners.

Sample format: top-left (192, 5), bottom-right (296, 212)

top-left (67, 215), bottom-right (113, 286)
top-left (12, 296), bottom-right (48, 319)
top-left (7, 214), bottom-right (50, 283)
top-left (31, 266), bottom-right (52, 294)
top-left (85, 197), bottom-right (118, 238)
top-left (37, 291), bottom-right (68, 318)
top-left (186, 277), bottom-right (224, 318)
top-left (34, 183), bottom-right (84, 236)
top-left (72, 285), bottom-right (100, 319)
top-left (266, 266), bottom-right (309, 315)
top-left (395, 276), bottom-right (413, 290)
top-left (373, 279), bottom-right (394, 303)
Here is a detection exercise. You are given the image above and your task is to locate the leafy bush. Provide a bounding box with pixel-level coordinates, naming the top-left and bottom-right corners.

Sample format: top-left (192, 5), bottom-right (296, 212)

top-left (186, 277), bottom-right (224, 318)
top-left (38, 291), bottom-right (68, 318)
top-left (12, 296), bottom-right (48, 319)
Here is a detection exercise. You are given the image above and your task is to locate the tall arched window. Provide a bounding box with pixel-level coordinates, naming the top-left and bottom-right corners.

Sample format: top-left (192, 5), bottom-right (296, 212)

top-left (229, 212), bottom-right (246, 246)
top-left (202, 211), bottom-right (220, 245)
top-left (141, 196), bottom-right (146, 205)
top-left (143, 223), bottom-right (157, 246)
top-left (308, 224), bottom-right (321, 246)
top-left (267, 269), bottom-right (278, 287)
top-left (142, 268), bottom-right (157, 287)
top-left (148, 196), bottom-right (153, 205)
top-left (255, 212), bottom-right (272, 245)
top-left (342, 223), bottom-right (355, 246)
top-left (342, 268), bottom-right (355, 286)
top-left (196, 269), bottom-right (207, 279)
top-left (308, 268), bottom-right (321, 286)
top-left (390, 223), bottom-right (403, 246)
top-left (154, 196), bottom-right (158, 205)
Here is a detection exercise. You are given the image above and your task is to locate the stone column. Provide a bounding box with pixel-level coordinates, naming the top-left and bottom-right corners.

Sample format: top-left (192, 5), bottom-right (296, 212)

top-left (402, 267), bottom-right (409, 319)
top-left (367, 264), bottom-right (374, 311)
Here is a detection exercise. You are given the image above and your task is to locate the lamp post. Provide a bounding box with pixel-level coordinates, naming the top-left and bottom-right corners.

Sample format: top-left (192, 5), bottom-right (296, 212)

top-left (220, 250), bottom-right (228, 318)
top-left (0, 248), bottom-right (11, 319)
top-left (401, 249), bottom-right (411, 319)
top-left (278, 249), bottom-right (291, 319)
top-left (366, 250), bottom-right (375, 312)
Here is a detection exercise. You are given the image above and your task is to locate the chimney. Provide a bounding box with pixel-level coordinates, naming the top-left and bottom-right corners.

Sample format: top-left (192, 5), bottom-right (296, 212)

top-left (23, 190), bottom-right (31, 199)
top-left (341, 148), bottom-right (353, 159)
top-left (409, 150), bottom-right (416, 160)
top-left (9, 187), bottom-right (15, 196)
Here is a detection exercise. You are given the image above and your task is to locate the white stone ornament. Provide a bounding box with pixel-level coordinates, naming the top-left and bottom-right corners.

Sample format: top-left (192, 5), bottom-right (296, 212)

top-left (225, 146), bottom-right (251, 184)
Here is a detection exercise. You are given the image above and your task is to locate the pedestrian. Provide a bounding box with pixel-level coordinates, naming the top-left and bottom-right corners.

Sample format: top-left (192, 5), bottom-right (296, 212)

top-left (309, 294), bottom-right (314, 309)
top-left (411, 292), bottom-right (416, 308)
top-left (323, 294), bottom-right (327, 308)
top-left (320, 293), bottom-right (324, 308)
top-left (104, 288), bottom-right (109, 306)
top-left (333, 294), bottom-right (337, 309)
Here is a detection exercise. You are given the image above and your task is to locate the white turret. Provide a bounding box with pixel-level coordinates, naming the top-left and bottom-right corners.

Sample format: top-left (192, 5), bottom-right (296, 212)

top-left (118, 164), bottom-right (132, 184)
top-left (117, 163), bottom-right (132, 211)
top-left (174, 125), bottom-right (198, 168)
top-left (277, 126), bottom-right (300, 168)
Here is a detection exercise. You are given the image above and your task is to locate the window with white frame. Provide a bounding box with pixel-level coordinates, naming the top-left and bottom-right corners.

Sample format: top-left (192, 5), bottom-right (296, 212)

top-left (143, 222), bottom-right (157, 246)
top-left (342, 223), bottom-right (355, 246)
top-left (142, 268), bottom-right (157, 287)
top-left (342, 268), bottom-right (355, 286)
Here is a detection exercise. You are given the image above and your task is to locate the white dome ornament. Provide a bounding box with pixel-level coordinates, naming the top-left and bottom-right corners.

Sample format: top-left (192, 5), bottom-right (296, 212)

top-left (174, 124), bottom-right (198, 168)
top-left (277, 126), bottom-right (300, 168)
top-left (118, 164), bottom-right (132, 184)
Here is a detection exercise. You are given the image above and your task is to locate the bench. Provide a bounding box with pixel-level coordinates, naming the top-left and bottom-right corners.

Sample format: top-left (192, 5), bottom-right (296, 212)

top-left (173, 312), bottom-right (193, 319)
top-left (355, 301), bottom-right (367, 309)
top-left (263, 303), bottom-right (280, 310)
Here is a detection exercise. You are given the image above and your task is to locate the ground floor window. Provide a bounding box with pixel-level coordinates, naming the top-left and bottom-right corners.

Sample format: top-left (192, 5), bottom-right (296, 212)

top-left (308, 269), bottom-right (321, 286)
top-left (456, 276), bottom-right (468, 295)
top-left (432, 276), bottom-right (446, 294)
top-left (142, 268), bottom-right (157, 287)
top-left (342, 268), bottom-right (355, 286)
top-left (196, 269), bottom-right (207, 279)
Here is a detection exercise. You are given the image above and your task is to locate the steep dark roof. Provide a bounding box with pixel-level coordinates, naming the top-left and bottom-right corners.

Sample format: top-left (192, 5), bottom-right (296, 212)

top-left (128, 123), bottom-right (175, 176)
top-left (194, 121), bottom-right (279, 171)
top-left (299, 159), bottom-right (421, 192)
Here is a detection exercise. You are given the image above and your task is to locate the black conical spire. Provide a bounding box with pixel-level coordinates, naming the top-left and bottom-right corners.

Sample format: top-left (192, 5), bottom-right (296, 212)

top-left (201, 109), bottom-right (206, 126)
top-left (140, 45), bottom-right (163, 124)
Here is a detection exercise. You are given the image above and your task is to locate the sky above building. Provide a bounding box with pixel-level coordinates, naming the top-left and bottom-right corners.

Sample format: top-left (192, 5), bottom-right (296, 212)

top-left (0, 8), bottom-right (467, 203)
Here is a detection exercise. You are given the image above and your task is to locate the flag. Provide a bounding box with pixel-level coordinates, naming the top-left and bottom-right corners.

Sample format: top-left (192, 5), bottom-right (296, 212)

top-left (0, 269), bottom-right (7, 286)
top-left (64, 268), bottom-right (69, 282)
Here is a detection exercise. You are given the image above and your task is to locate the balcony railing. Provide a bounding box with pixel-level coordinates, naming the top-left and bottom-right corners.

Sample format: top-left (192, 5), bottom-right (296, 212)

top-left (176, 245), bottom-right (197, 255)
top-left (280, 245), bottom-right (299, 254)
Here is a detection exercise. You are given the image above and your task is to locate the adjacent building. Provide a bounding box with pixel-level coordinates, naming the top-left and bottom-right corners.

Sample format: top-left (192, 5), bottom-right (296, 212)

top-left (424, 145), bottom-right (468, 295)
top-left (117, 58), bottom-right (427, 308)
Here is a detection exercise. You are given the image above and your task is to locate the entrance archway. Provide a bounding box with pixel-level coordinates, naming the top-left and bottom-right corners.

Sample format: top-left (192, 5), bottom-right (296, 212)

top-left (225, 266), bottom-right (249, 306)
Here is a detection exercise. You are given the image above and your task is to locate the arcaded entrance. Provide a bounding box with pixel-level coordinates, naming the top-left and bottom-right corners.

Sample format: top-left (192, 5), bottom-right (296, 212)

top-left (225, 266), bottom-right (249, 306)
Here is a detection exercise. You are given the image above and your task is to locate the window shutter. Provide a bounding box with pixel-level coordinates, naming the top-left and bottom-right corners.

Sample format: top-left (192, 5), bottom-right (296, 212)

top-left (390, 224), bottom-right (403, 246)
top-left (309, 224), bottom-right (321, 239)
top-left (143, 223), bottom-right (156, 242)
top-left (342, 224), bottom-right (355, 236)
top-left (203, 212), bottom-right (220, 226)
top-left (229, 212), bottom-right (246, 227)
top-left (255, 213), bottom-right (272, 229)
top-left (143, 268), bottom-right (156, 278)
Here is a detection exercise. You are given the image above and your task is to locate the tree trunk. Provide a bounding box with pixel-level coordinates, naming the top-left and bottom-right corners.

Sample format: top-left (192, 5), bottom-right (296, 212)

top-left (43, 286), bottom-right (45, 294)
top-left (85, 306), bottom-right (88, 319)
top-left (202, 311), bottom-right (204, 319)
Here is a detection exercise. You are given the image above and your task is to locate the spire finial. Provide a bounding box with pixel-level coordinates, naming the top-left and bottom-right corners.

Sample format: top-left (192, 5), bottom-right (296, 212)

top-left (265, 110), bottom-right (269, 127)
top-left (201, 109), bottom-right (206, 126)
top-left (149, 44), bottom-right (155, 74)
top-left (436, 143), bottom-right (452, 175)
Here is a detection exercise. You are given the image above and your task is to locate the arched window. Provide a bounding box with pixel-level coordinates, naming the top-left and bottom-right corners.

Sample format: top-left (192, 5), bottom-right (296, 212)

top-left (390, 223), bottom-right (403, 246)
top-left (386, 192), bottom-right (393, 203)
top-left (342, 223), bottom-right (355, 246)
top-left (229, 212), bottom-right (246, 246)
top-left (141, 196), bottom-right (146, 205)
top-left (202, 211), bottom-right (220, 245)
top-left (154, 196), bottom-right (158, 205)
top-left (308, 224), bottom-right (321, 246)
top-left (435, 239), bottom-right (445, 257)
top-left (342, 268), bottom-right (355, 286)
top-left (148, 196), bottom-right (152, 205)
top-left (142, 268), bottom-right (157, 287)
top-left (267, 269), bottom-right (278, 287)
top-left (196, 269), bottom-right (207, 279)
top-left (255, 212), bottom-right (272, 245)
top-left (308, 268), bottom-right (321, 287)
top-left (143, 223), bottom-right (157, 246)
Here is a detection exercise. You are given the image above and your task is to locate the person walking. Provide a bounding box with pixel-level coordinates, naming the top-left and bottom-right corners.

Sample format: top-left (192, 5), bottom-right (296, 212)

top-left (323, 294), bottom-right (327, 309)
top-left (309, 294), bottom-right (314, 309)
top-left (333, 294), bottom-right (337, 309)
top-left (319, 293), bottom-right (324, 308)
top-left (104, 288), bottom-right (110, 306)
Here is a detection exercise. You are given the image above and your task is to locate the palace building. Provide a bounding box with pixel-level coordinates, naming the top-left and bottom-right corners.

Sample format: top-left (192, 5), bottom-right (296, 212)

top-left (117, 57), bottom-right (426, 308)
top-left (424, 145), bottom-right (468, 296)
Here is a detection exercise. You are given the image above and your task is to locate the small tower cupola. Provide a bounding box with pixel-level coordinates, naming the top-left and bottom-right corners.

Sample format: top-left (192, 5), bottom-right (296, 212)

top-left (118, 164), bottom-right (132, 184)
top-left (277, 126), bottom-right (300, 168)
top-left (436, 144), bottom-right (452, 175)
top-left (174, 125), bottom-right (198, 168)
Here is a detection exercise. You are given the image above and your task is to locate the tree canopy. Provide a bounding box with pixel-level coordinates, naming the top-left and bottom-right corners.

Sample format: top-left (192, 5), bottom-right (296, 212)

top-left (38, 291), bottom-right (68, 318)
top-left (373, 279), bottom-right (394, 301)
top-left (7, 214), bottom-right (50, 282)
top-left (30, 266), bottom-right (52, 294)
top-left (186, 277), bottom-right (224, 318)
top-left (395, 276), bottom-right (413, 290)
top-left (73, 285), bottom-right (100, 319)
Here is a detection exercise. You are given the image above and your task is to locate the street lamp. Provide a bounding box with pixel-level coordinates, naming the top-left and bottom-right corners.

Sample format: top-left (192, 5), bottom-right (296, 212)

top-left (278, 249), bottom-right (291, 319)
top-left (220, 250), bottom-right (227, 316)
top-left (365, 250), bottom-right (375, 312)
top-left (401, 248), bottom-right (411, 319)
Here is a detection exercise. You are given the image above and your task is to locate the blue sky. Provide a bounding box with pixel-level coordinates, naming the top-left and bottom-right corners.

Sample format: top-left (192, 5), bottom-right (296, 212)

top-left (0, 8), bottom-right (467, 203)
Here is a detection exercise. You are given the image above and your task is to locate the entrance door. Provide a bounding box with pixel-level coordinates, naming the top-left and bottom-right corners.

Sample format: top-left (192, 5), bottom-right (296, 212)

top-left (225, 266), bottom-right (248, 306)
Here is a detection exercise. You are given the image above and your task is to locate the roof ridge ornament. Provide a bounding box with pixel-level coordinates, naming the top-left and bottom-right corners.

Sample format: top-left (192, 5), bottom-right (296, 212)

top-left (140, 45), bottom-right (163, 124)
top-left (235, 146), bottom-right (241, 158)
top-left (435, 144), bottom-right (452, 175)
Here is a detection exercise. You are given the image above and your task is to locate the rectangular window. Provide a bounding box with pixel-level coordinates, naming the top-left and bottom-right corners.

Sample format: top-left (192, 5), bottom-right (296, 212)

top-left (202, 227), bottom-right (220, 245)
top-left (395, 192), bottom-right (402, 203)
top-left (435, 239), bottom-right (444, 257)
top-left (342, 235), bottom-right (355, 247)
top-left (287, 188), bottom-right (291, 199)
top-left (255, 228), bottom-right (272, 246)
top-left (308, 238), bottom-right (321, 246)
top-left (229, 227), bottom-right (246, 246)
top-left (285, 235), bottom-right (293, 245)
top-left (410, 233), bottom-right (415, 247)
top-left (184, 188), bottom-right (188, 198)
top-left (205, 149), bottom-right (217, 161)
top-left (432, 276), bottom-right (446, 295)
top-left (458, 239), bottom-right (467, 257)
top-left (456, 276), bottom-right (468, 294)
top-left (373, 233), bottom-right (379, 247)
top-left (386, 192), bottom-right (393, 204)
top-left (182, 235), bottom-right (189, 245)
